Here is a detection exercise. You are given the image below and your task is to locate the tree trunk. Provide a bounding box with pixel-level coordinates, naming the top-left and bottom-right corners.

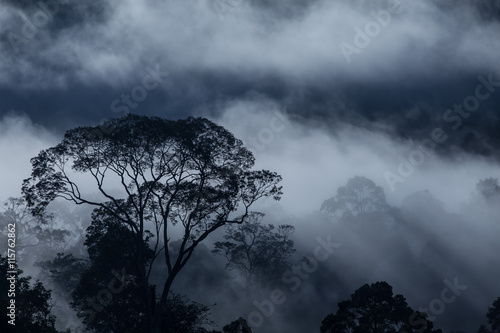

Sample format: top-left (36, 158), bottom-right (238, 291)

top-left (134, 235), bottom-right (154, 333)
top-left (151, 267), bottom-right (179, 333)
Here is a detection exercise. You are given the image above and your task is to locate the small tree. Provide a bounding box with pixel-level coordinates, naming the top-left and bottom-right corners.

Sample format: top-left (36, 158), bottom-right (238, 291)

top-left (70, 206), bottom-right (153, 332)
top-left (476, 178), bottom-right (500, 203)
top-left (0, 197), bottom-right (70, 259)
top-left (36, 253), bottom-right (88, 298)
top-left (69, 199), bottom-right (218, 333)
top-left (223, 317), bottom-right (252, 333)
top-left (485, 297), bottom-right (500, 333)
top-left (320, 281), bottom-right (442, 333)
top-left (161, 294), bottom-right (216, 333)
top-left (22, 115), bottom-right (282, 333)
top-left (321, 176), bottom-right (389, 220)
top-left (0, 255), bottom-right (60, 333)
top-left (213, 212), bottom-right (295, 286)
top-left (478, 325), bottom-right (491, 333)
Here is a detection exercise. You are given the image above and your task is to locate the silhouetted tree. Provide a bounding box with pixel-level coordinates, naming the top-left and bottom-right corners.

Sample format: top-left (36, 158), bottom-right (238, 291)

top-left (0, 197), bottom-right (70, 259)
top-left (36, 252), bottom-right (88, 298)
top-left (402, 190), bottom-right (445, 215)
top-left (479, 297), bottom-right (500, 333)
top-left (476, 178), bottom-right (500, 203)
top-left (70, 206), bottom-right (152, 332)
top-left (478, 326), bottom-right (491, 333)
top-left (22, 115), bottom-right (282, 333)
top-left (223, 317), bottom-right (252, 333)
top-left (0, 255), bottom-right (60, 333)
top-left (213, 212), bottom-right (295, 286)
top-left (320, 281), bottom-right (442, 333)
top-left (321, 176), bottom-right (389, 220)
top-left (161, 294), bottom-right (215, 333)
top-left (71, 206), bottom-right (216, 332)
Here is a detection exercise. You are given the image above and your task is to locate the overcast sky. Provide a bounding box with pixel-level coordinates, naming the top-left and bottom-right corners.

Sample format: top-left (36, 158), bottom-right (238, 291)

top-left (1, 0), bottom-right (500, 332)
top-left (1, 0), bottom-right (499, 206)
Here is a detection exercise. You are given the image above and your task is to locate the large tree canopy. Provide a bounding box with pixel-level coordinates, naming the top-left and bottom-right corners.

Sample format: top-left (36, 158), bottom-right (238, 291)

top-left (22, 114), bottom-right (282, 333)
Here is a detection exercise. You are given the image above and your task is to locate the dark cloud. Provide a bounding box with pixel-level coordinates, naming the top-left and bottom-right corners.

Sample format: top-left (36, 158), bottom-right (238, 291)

top-left (1, 0), bottom-right (499, 157)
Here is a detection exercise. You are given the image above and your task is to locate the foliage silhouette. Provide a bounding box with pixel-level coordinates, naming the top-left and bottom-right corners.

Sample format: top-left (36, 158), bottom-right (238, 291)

top-left (36, 252), bottom-right (88, 298)
top-left (476, 178), bottom-right (500, 203)
top-left (22, 115), bottom-right (282, 333)
top-left (320, 281), bottom-right (442, 333)
top-left (321, 176), bottom-right (389, 220)
top-left (488, 298), bottom-right (500, 332)
top-left (222, 317), bottom-right (252, 333)
top-left (213, 212), bottom-right (295, 286)
top-left (71, 208), bottom-right (150, 332)
top-left (0, 255), bottom-right (60, 333)
top-left (0, 197), bottom-right (70, 260)
top-left (71, 207), bottom-right (216, 332)
top-left (477, 296), bottom-right (500, 333)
